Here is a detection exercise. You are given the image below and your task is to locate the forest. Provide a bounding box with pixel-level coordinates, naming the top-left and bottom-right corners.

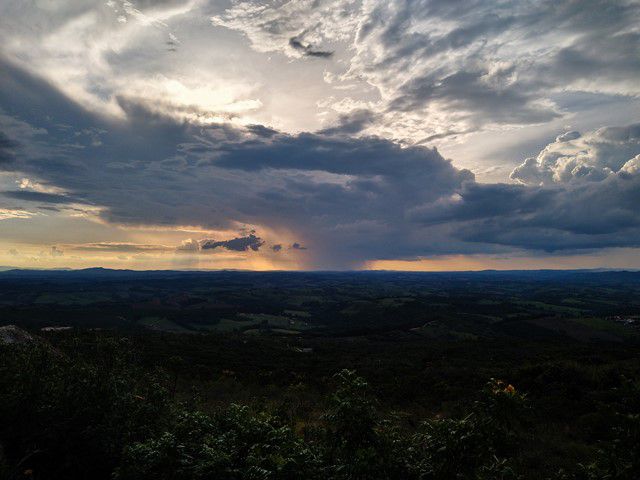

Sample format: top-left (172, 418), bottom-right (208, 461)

top-left (0, 270), bottom-right (639, 479)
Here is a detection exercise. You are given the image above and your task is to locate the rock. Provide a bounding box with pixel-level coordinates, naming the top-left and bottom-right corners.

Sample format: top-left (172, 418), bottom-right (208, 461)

top-left (0, 325), bottom-right (34, 345)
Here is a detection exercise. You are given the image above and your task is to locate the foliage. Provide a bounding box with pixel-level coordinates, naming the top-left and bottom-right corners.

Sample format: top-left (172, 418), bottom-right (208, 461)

top-left (319, 370), bottom-right (409, 479)
top-left (0, 339), bottom-right (171, 479)
top-left (571, 413), bottom-right (640, 480)
top-left (407, 379), bottom-right (527, 480)
top-left (116, 406), bottom-right (319, 480)
top-left (0, 331), bottom-right (639, 480)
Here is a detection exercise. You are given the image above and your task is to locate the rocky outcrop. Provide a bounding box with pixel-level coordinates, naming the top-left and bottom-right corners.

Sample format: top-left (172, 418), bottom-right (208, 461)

top-left (0, 325), bottom-right (34, 345)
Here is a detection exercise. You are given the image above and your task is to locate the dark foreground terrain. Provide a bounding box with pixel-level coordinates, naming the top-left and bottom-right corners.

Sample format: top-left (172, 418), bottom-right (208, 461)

top-left (1, 269), bottom-right (639, 479)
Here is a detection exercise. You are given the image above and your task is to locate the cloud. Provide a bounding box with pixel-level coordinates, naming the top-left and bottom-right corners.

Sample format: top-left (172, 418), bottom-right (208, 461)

top-left (511, 123), bottom-right (640, 185)
top-left (0, 208), bottom-right (35, 220)
top-left (319, 109), bottom-right (376, 136)
top-left (2, 0), bottom-right (638, 154)
top-left (176, 238), bottom-right (200, 252)
top-left (212, 0), bottom-right (640, 141)
top-left (200, 234), bottom-right (265, 252)
top-left (271, 244), bottom-right (283, 252)
top-left (68, 242), bottom-right (171, 253)
top-left (1, 190), bottom-right (81, 204)
top-left (1, 53), bottom-right (640, 267)
top-left (290, 243), bottom-right (307, 250)
top-left (0, 131), bottom-right (19, 165)
top-left (59, 238), bottom-right (273, 256)
top-left (211, 0), bottom-right (356, 58)
top-left (288, 37), bottom-right (333, 58)
top-left (50, 246), bottom-right (64, 257)
top-left (413, 121), bottom-right (640, 253)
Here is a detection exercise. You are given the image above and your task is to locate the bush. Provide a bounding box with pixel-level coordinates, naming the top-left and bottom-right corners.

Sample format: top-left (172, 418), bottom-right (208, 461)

top-left (116, 406), bottom-right (319, 479)
top-left (5, 337), bottom-right (624, 480)
top-left (0, 339), bottom-right (171, 479)
top-left (319, 369), bottom-right (410, 479)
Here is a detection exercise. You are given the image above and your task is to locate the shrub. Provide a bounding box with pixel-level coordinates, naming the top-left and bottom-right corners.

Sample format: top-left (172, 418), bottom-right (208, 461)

top-left (1, 339), bottom-right (594, 480)
top-left (320, 369), bottom-right (410, 479)
top-left (116, 406), bottom-right (320, 480)
top-left (0, 339), bottom-right (171, 479)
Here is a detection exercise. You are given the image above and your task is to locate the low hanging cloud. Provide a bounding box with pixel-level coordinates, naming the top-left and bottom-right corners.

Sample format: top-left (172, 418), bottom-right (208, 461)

top-left (200, 234), bottom-right (265, 252)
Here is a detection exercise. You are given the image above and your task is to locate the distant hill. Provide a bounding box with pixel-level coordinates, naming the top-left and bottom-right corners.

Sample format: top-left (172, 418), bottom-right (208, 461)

top-left (0, 266), bottom-right (639, 280)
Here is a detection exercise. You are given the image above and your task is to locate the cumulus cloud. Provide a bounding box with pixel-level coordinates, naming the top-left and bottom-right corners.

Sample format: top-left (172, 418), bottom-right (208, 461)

top-left (412, 127), bottom-right (640, 252)
top-left (511, 123), bottom-right (640, 185)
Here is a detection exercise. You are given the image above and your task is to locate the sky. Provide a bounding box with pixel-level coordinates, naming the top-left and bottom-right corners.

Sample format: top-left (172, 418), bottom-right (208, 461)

top-left (0, 0), bottom-right (639, 271)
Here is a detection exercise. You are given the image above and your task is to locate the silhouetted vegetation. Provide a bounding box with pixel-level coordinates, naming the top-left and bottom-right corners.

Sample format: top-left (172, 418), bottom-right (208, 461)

top-left (1, 329), bottom-right (639, 479)
top-left (1, 271), bottom-right (639, 478)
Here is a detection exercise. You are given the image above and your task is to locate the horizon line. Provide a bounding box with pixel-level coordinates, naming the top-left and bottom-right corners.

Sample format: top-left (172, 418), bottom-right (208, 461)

top-left (1, 266), bottom-right (639, 274)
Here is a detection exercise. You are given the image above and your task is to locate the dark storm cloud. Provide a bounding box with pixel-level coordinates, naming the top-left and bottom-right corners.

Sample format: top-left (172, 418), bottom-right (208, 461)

top-left (0, 132), bottom-right (18, 165)
top-left (245, 124), bottom-right (279, 138)
top-left (200, 234), bottom-right (265, 252)
top-left (1, 57), bottom-right (640, 266)
top-left (413, 172), bottom-right (640, 252)
top-left (1, 190), bottom-right (81, 204)
top-left (213, 131), bottom-right (468, 182)
top-left (0, 58), bottom-right (97, 131)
